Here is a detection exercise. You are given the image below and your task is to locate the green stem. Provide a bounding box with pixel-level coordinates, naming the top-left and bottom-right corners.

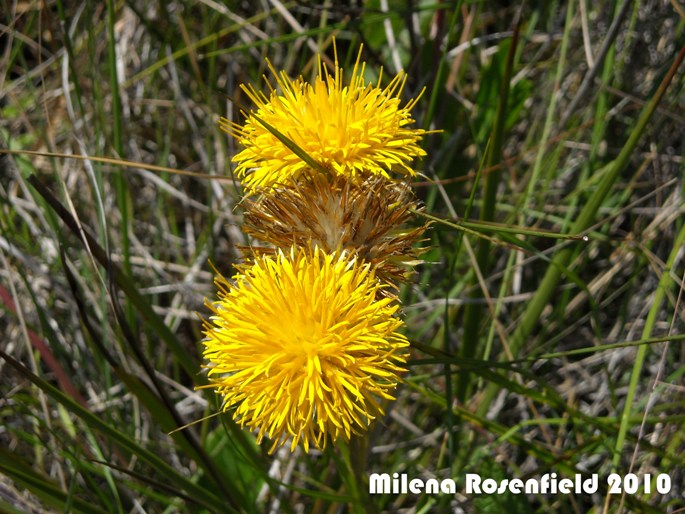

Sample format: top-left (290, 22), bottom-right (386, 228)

top-left (330, 437), bottom-right (375, 514)
top-left (106, 0), bottom-right (133, 327)
top-left (477, 43), bottom-right (685, 417)
top-left (459, 22), bottom-right (519, 402)
top-left (613, 221), bottom-right (685, 468)
top-left (423, 1), bottom-right (463, 131)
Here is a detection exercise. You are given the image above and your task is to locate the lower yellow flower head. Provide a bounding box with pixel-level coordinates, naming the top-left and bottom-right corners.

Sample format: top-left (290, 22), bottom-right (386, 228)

top-left (201, 246), bottom-right (409, 453)
top-left (221, 46), bottom-right (426, 193)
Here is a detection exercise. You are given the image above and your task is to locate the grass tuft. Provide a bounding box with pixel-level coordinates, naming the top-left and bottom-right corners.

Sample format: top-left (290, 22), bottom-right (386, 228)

top-left (1, 2), bottom-right (684, 513)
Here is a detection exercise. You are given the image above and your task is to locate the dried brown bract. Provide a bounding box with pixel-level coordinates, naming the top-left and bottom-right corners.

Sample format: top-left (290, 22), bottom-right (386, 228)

top-left (241, 172), bottom-right (429, 290)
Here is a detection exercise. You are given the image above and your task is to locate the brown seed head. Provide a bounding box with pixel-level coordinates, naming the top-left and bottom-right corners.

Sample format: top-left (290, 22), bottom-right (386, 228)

top-left (240, 173), bottom-right (429, 290)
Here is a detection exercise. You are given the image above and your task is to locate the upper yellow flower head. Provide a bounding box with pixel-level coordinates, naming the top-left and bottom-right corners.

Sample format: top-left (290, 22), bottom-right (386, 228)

top-left (201, 246), bottom-right (409, 453)
top-left (221, 46), bottom-right (426, 193)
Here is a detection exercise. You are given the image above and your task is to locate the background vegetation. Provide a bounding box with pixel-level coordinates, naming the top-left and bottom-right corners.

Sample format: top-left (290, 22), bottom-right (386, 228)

top-left (1, 0), bottom-right (684, 512)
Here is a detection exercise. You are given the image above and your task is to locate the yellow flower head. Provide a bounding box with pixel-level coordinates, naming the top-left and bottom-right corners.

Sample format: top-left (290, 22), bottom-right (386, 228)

top-left (201, 246), bottom-right (409, 453)
top-left (221, 47), bottom-right (426, 193)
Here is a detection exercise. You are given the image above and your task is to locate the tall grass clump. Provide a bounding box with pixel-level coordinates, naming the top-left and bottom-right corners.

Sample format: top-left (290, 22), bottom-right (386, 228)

top-left (1, 2), bottom-right (684, 513)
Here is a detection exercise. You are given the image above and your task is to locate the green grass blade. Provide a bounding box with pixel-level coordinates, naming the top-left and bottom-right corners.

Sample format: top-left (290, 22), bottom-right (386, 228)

top-left (0, 447), bottom-right (108, 514)
top-left (0, 351), bottom-right (232, 513)
top-left (478, 43), bottom-right (685, 416)
top-left (251, 113), bottom-right (328, 175)
top-left (460, 23), bottom-right (520, 401)
top-left (27, 175), bottom-right (199, 379)
top-left (613, 220), bottom-right (685, 467)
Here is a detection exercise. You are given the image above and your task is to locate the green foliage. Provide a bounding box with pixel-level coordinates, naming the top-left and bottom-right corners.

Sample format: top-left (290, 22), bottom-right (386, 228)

top-left (1, 1), bottom-right (684, 513)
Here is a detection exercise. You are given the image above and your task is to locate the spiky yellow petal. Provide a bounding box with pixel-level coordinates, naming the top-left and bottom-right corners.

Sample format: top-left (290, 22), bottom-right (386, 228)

top-left (201, 246), bottom-right (409, 453)
top-left (220, 48), bottom-right (426, 193)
